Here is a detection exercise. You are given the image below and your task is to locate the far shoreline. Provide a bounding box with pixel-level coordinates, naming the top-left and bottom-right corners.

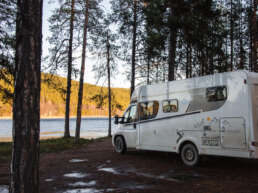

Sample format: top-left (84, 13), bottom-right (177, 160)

top-left (0, 116), bottom-right (111, 120)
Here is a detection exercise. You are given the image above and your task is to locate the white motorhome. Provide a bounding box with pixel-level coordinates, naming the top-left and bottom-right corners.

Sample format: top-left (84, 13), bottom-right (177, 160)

top-left (112, 70), bottom-right (258, 166)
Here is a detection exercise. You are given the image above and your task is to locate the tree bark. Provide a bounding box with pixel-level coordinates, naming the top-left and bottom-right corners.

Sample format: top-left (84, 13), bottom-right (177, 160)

top-left (252, 0), bottom-right (257, 71)
top-left (64, 0), bottom-right (75, 138)
top-left (249, 15), bottom-right (253, 71)
top-left (75, 0), bottom-right (89, 143)
top-left (107, 34), bottom-right (112, 137)
top-left (230, 0), bottom-right (234, 71)
top-left (168, 8), bottom-right (177, 81)
top-left (186, 44), bottom-right (190, 78)
top-left (10, 0), bottom-right (43, 192)
top-left (147, 54), bottom-right (150, 84)
top-left (130, 0), bottom-right (137, 97)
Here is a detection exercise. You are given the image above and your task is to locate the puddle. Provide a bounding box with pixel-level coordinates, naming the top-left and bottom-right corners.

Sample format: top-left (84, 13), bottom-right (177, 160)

top-left (64, 172), bottom-right (88, 178)
top-left (131, 170), bottom-right (179, 182)
top-left (97, 164), bottom-right (106, 169)
top-left (97, 165), bottom-right (202, 183)
top-left (62, 188), bottom-right (100, 193)
top-left (118, 181), bottom-right (150, 190)
top-left (125, 167), bottom-right (180, 182)
top-left (69, 159), bottom-right (88, 163)
top-left (160, 170), bottom-right (203, 181)
top-left (45, 178), bottom-right (54, 182)
top-left (0, 186), bottom-right (8, 193)
top-left (62, 188), bottom-right (120, 193)
top-left (98, 168), bottom-right (121, 175)
top-left (69, 181), bottom-right (96, 187)
top-left (105, 188), bottom-right (115, 192)
top-left (98, 166), bottom-right (179, 182)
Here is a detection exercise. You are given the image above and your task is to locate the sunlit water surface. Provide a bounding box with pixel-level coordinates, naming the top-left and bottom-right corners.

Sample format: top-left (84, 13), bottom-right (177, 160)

top-left (0, 117), bottom-right (115, 139)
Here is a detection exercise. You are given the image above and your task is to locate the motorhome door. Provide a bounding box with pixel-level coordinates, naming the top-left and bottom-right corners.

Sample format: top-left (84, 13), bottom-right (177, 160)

top-left (122, 105), bottom-right (138, 146)
top-left (220, 117), bottom-right (246, 149)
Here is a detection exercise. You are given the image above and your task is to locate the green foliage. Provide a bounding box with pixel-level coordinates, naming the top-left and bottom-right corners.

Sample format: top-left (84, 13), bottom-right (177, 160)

top-left (0, 0), bottom-right (16, 103)
top-left (90, 88), bottom-right (124, 115)
top-left (0, 142), bottom-right (12, 161)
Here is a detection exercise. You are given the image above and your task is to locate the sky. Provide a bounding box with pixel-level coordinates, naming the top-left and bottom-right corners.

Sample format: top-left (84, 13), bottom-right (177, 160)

top-left (42, 0), bottom-right (130, 88)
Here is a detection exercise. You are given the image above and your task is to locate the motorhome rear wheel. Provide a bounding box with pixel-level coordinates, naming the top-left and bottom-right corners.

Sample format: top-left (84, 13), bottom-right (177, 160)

top-left (180, 143), bottom-right (199, 167)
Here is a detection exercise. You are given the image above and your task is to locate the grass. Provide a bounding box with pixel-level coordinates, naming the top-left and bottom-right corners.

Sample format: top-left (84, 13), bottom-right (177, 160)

top-left (0, 142), bottom-right (12, 161)
top-left (0, 137), bottom-right (107, 162)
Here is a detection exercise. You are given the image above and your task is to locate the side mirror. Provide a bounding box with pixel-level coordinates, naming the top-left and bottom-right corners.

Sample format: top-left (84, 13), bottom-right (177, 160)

top-left (114, 115), bottom-right (119, 125)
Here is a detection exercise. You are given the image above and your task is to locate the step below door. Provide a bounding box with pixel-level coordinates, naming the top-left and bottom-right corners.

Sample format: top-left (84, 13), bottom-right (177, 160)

top-left (220, 117), bottom-right (246, 149)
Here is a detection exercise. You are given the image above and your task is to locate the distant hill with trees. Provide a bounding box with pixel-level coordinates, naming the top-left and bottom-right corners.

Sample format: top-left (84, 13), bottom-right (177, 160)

top-left (0, 73), bottom-right (130, 118)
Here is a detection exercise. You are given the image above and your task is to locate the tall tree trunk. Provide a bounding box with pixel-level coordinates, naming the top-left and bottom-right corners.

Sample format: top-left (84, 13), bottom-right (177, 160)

top-left (75, 0), bottom-right (89, 143)
top-left (249, 17), bottom-right (253, 71)
top-left (147, 52), bottom-right (150, 84)
top-left (130, 0), bottom-right (137, 97)
top-left (189, 46), bottom-right (192, 77)
top-left (186, 44), bottom-right (190, 78)
top-left (168, 7), bottom-right (177, 81)
top-left (252, 0), bottom-right (257, 71)
top-left (10, 0), bottom-right (42, 192)
top-left (210, 30), bottom-right (214, 74)
top-left (239, 38), bottom-right (244, 69)
top-left (230, 0), bottom-right (234, 71)
top-left (239, 0), bottom-right (244, 70)
top-left (64, 0), bottom-right (75, 138)
top-left (107, 34), bottom-right (112, 137)
top-left (168, 27), bottom-right (177, 81)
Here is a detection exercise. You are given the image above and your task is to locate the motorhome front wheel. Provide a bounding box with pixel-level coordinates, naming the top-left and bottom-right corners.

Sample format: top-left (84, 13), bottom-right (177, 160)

top-left (181, 143), bottom-right (199, 167)
top-left (114, 136), bottom-right (127, 154)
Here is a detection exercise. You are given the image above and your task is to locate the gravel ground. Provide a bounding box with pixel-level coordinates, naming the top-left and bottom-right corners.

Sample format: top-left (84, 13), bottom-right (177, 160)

top-left (1, 138), bottom-right (258, 193)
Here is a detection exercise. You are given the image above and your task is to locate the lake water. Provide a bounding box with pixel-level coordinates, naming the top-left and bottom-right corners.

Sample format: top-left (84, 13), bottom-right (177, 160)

top-left (0, 117), bottom-right (116, 139)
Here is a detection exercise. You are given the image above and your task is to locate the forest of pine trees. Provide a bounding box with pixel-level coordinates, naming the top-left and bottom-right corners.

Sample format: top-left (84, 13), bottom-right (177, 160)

top-left (0, 73), bottom-right (129, 117)
top-left (1, 0), bottom-right (257, 119)
top-left (0, 0), bottom-right (257, 142)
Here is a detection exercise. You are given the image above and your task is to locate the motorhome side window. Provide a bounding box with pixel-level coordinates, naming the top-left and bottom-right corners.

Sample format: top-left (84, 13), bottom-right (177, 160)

top-left (206, 86), bottom-right (227, 102)
top-left (138, 101), bottom-right (159, 120)
top-left (187, 86), bottom-right (227, 113)
top-left (124, 105), bottom-right (137, 123)
top-left (163, 99), bottom-right (178, 113)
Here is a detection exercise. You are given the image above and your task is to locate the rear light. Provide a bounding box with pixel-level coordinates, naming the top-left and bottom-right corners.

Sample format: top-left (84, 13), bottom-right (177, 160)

top-left (251, 141), bottom-right (258, 146)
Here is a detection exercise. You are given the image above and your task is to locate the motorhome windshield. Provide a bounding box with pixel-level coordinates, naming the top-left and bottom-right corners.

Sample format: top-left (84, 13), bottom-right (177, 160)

top-left (123, 105), bottom-right (137, 123)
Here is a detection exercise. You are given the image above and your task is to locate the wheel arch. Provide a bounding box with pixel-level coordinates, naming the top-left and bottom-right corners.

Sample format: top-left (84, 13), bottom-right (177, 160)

top-left (113, 134), bottom-right (127, 148)
top-left (177, 138), bottom-right (199, 154)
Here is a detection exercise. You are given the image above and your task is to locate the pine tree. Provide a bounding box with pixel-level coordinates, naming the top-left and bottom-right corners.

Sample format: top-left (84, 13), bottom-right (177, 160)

top-left (110, 0), bottom-right (145, 96)
top-left (10, 0), bottom-right (43, 192)
top-left (90, 17), bottom-right (122, 136)
top-left (75, 0), bottom-right (89, 143)
top-left (46, 0), bottom-right (84, 137)
top-left (252, 0), bottom-right (257, 71)
top-left (74, 0), bottom-right (103, 141)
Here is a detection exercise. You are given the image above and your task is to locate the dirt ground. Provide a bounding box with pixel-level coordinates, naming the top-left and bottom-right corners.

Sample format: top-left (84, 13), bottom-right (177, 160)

top-left (1, 138), bottom-right (258, 193)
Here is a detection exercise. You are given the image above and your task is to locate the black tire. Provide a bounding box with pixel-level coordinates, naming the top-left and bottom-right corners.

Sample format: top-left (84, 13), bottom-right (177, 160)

top-left (180, 143), bottom-right (199, 167)
top-left (114, 136), bottom-right (126, 154)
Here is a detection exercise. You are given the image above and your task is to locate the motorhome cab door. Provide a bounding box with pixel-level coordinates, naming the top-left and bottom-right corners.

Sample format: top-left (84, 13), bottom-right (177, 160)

top-left (121, 104), bottom-right (138, 146)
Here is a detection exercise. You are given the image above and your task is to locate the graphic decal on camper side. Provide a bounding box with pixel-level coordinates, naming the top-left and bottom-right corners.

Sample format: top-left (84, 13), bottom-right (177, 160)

top-left (201, 136), bottom-right (220, 146)
top-left (201, 117), bottom-right (220, 146)
top-left (194, 119), bottom-right (205, 129)
top-left (176, 130), bottom-right (184, 143)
